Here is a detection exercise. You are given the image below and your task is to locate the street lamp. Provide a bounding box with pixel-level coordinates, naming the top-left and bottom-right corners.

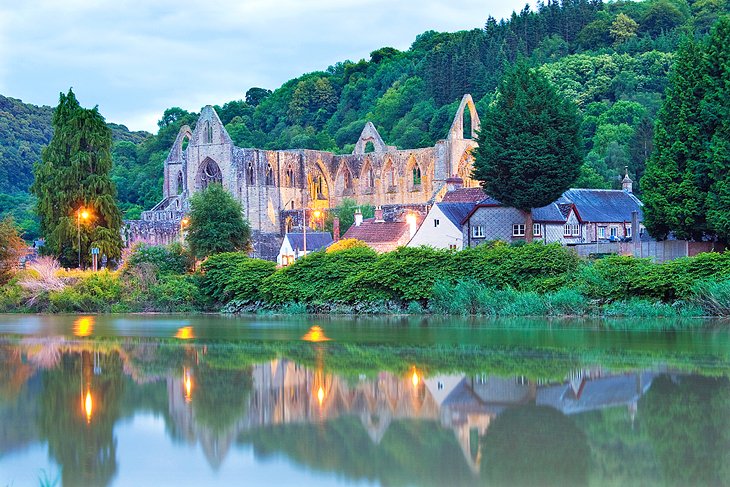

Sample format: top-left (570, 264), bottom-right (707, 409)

top-left (77, 208), bottom-right (90, 269)
top-left (180, 217), bottom-right (190, 245)
top-left (313, 210), bottom-right (322, 231)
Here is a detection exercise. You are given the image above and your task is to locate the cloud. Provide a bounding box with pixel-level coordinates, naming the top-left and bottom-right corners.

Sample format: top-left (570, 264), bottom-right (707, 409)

top-left (1, 0), bottom-right (532, 132)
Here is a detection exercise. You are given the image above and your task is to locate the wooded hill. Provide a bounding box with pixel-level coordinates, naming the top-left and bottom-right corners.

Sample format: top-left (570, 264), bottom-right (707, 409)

top-left (1, 0), bottom-right (728, 239)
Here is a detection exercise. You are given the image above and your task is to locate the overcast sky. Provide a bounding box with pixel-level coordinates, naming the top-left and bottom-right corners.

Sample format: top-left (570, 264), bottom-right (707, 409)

top-left (0, 0), bottom-right (532, 133)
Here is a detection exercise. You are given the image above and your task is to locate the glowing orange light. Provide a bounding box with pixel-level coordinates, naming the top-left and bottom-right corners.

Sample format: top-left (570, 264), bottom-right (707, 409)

top-left (73, 316), bottom-right (95, 337)
top-left (181, 217), bottom-right (189, 226)
top-left (183, 368), bottom-right (193, 403)
top-left (175, 326), bottom-right (194, 340)
top-left (317, 386), bottom-right (325, 406)
top-left (84, 391), bottom-right (93, 423)
top-left (313, 210), bottom-right (322, 219)
top-left (412, 371), bottom-right (420, 387)
top-left (302, 325), bottom-right (331, 342)
top-left (81, 210), bottom-right (90, 220)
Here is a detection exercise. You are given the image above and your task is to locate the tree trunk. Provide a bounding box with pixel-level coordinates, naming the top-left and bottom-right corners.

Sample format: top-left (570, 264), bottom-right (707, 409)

top-left (525, 210), bottom-right (534, 243)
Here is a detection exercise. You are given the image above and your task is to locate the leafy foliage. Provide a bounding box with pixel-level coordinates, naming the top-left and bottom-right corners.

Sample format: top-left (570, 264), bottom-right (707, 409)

top-left (187, 184), bottom-right (251, 259)
top-left (200, 252), bottom-right (276, 304)
top-left (0, 217), bottom-right (26, 284)
top-left (124, 242), bottom-right (192, 276)
top-left (31, 90), bottom-right (124, 267)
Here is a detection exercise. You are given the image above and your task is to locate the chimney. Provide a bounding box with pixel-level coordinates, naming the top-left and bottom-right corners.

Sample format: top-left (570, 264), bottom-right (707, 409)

top-left (406, 213), bottom-right (417, 238)
top-left (374, 205), bottom-right (384, 222)
top-left (622, 166), bottom-right (633, 193)
top-left (354, 208), bottom-right (363, 227)
top-left (446, 175), bottom-right (464, 192)
top-left (333, 217), bottom-right (340, 242)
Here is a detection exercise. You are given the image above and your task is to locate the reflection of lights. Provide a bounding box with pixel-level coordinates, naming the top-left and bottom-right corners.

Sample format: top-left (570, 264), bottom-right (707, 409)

top-left (411, 367), bottom-right (420, 388)
top-left (183, 368), bottom-right (193, 403)
top-left (317, 386), bottom-right (325, 406)
top-left (175, 326), bottom-right (194, 340)
top-left (84, 391), bottom-right (93, 423)
top-left (73, 316), bottom-right (95, 337)
top-left (302, 325), bottom-right (331, 342)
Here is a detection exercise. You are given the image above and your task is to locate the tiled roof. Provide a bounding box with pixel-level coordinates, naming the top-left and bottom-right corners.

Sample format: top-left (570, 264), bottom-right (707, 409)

top-left (342, 219), bottom-right (410, 244)
top-left (563, 189), bottom-right (643, 222)
top-left (531, 202), bottom-right (568, 223)
top-left (436, 203), bottom-right (475, 227)
top-left (285, 232), bottom-right (333, 252)
top-left (441, 187), bottom-right (488, 203)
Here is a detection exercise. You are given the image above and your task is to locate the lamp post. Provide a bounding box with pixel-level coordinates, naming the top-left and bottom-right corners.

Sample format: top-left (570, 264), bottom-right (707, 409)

top-left (77, 208), bottom-right (89, 269)
top-left (180, 217), bottom-right (189, 245)
top-left (302, 208), bottom-right (307, 256)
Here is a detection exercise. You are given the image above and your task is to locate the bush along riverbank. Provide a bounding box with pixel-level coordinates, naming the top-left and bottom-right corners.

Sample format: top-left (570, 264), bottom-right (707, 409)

top-left (3, 241), bottom-right (730, 320)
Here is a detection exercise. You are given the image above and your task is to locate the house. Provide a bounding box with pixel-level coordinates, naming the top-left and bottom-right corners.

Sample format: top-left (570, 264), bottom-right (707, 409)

top-left (461, 173), bottom-right (643, 247)
top-left (277, 231), bottom-right (333, 266)
top-left (407, 202), bottom-right (474, 250)
top-left (341, 206), bottom-right (417, 253)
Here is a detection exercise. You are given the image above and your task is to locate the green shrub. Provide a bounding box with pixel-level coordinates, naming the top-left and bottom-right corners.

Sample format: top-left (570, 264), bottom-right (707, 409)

top-left (690, 279), bottom-right (730, 316)
top-left (48, 271), bottom-right (123, 312)
top-left (601, 299), bottom-right (676, 318)
top-left (406, 300), bottom-right (425, 314)
top-left (280, 301), bottom-right (307, 314)
top-left (126, 242), bottom-right (192, 276)
top-left (149, 274), bottom-right (206, 312)
top-left (200, 253), bottom-right (275, 303)
top-left (544, 288), bottom-right (588, 316)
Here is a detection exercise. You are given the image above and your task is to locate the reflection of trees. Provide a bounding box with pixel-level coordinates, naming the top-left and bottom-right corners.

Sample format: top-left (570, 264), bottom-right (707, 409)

top-left (640, 375), bottom-right (730, 486)
top-left (192, 362), bottom-right (252, 433)
top-left (481, 405), bottom-right (590, 487)
top-left (37, 351), bottom-right (124, 487)
top-left (238, 418), bottom-right (479, 487)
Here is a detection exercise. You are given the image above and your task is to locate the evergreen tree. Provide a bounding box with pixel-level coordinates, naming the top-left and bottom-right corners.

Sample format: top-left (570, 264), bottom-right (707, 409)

top-left (641, 38), bottom-right (708, 240)
top-left (187, 184), bottom-right (251, 260)
top-left (704, 17), bottom-right (730, 242)
top-left (472, 62), bottom-right (582, 241)
top-left (31, 90), bottom-right (123, 267)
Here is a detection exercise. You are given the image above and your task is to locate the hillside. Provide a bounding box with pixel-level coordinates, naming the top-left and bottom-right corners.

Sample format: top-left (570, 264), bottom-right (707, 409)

top-left (1, 0), bottom-right (728, 238)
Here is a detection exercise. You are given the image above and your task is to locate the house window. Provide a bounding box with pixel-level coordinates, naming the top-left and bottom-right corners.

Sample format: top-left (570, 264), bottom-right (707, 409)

top-left (472, 225), bottom-right (484, 238)
top-left (564, 223), bottom-right (580, 236)
top-left (610, 226), bottom-right (618, 237)
top-left (626, 225), bottom-right (632, 238)
top-left (533, 223), bottom-right (541, 236)
top-left (512, 224), bottom-right (525, 237)
top-left (434, 219), bottom-right (440, 228)
top-left (449, 244), bottom-right (457, 250)
top-left (598, 226), bottom-right (606, 239)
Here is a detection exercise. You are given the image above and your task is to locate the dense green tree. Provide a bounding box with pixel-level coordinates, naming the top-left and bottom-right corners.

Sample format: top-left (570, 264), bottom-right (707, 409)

top-left (611, 13), bottom-right (640, 45)
top-left (245, 87), bottom-right (272, 107)
top-left (641, 37), bottom-right (708, 240)
top-left (704, 17), bottom-right (730, 242)
top-left (187, 184), bottom-right (251, 259)
top-left (473, 63), bottom-right (583, 241)
top-left (31, 90), bottom-right (123, 267)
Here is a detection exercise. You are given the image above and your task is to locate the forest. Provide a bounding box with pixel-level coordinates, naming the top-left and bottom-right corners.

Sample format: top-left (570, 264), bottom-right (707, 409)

top-left (0, 0), bottom-right (727, 239)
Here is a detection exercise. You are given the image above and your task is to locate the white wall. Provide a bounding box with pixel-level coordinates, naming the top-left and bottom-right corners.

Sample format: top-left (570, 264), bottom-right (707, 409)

top-left (407, 205), bottom-right (463, 249)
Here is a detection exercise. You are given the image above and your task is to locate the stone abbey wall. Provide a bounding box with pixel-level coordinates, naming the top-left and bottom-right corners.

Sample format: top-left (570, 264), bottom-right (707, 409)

top-left (125, 94), bottom-right (482, 258)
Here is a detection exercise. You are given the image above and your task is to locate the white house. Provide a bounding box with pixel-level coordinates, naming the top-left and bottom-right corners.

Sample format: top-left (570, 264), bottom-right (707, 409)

top-left (407, 202), bottom-right (474, 250)
top-left (276, 232), bottom-right (333, 266)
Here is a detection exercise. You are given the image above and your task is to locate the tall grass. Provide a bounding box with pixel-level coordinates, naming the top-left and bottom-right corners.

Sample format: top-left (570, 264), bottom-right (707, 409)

top-left (18, 257), bottom-right (65, 305)
top-left (691, 279), bottom-right (730, 316)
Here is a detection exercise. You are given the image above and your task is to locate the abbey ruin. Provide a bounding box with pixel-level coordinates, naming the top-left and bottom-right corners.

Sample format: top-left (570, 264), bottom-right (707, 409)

top-left (126, 94), bottom-right (481, 259)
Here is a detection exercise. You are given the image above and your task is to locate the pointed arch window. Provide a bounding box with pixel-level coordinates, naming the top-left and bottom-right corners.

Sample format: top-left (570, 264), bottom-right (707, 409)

top-left (176, 170), bottom-right (184, 195)
top-left (265, 164), bottom-right (275, 186)
top-left (247, 161), bottom-right (255, 185)
top-left (412, 166), bottom-right (422, 186)
top-left (200, 159), bottom-right (222, 189)
top-left (285, 165), bottom-right (295, 187)
top-left (204, 121), bottom-right (213, 144)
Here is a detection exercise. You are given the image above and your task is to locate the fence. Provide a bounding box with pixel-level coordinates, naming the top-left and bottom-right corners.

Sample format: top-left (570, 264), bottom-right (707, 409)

top-left (571, 240), bottom-right (724, 262)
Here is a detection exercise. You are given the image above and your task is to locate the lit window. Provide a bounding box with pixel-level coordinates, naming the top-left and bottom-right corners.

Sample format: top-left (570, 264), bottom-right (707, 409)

top-left (598, 227), bottom-right (606, 239)
top-left (512, 224), bottom-right (525, 237)
top-left (434, 219), bottom-right (440, 228)
top-left (533, 223), bottom-right (541, 236)
top-left (472, 225), bottom-right (484, 238)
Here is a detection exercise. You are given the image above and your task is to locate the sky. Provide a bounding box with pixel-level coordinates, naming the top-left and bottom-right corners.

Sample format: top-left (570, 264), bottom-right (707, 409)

top-left (0, 0), bottom-right (532, 133)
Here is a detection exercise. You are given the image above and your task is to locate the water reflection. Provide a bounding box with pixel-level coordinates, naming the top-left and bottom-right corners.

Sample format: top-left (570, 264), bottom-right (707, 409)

top-left (72, 316), bottom-right (95, 337)
top-left (0, 338), bottom-right (729, 486)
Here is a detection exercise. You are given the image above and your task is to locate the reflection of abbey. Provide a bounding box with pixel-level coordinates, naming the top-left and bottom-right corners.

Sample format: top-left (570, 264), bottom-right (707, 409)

top-left (126, 94), bottom-right (481, 258)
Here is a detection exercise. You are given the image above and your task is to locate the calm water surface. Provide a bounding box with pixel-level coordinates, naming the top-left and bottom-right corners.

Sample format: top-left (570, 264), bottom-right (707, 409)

top-left (0, 314), bottom-right (729, 486)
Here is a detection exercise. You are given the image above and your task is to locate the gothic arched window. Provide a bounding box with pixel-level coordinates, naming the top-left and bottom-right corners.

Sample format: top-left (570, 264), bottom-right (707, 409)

top-left (200, 159), bottom-right (222, 189)
top-left (412, 166), bottom-right (422, 186)
top-left (247, 161), bottom-right (255, 185)
top-left (266, 164), bottom-right (275, 186)
top-left (285, 165), bottom-right (295, 187)
top-left (176, 170), bottom-right (184, 195)
top-left (204, 121), bottom-right (213, 144)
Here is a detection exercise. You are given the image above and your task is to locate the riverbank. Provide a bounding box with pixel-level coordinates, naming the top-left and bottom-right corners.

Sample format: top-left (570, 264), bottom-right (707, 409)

top-left (3, 242), bottom-right (730, 325)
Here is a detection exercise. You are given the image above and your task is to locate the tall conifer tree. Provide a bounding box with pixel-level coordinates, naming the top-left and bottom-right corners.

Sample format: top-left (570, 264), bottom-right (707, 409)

top-left (641, 38), bottom-right (708, 241)
top-left (31, 90), bottom-right (123, 267)
top-left (472, 62), bottom-right (582, 241)
top-left (704, 18), bottom-right (730, 242)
